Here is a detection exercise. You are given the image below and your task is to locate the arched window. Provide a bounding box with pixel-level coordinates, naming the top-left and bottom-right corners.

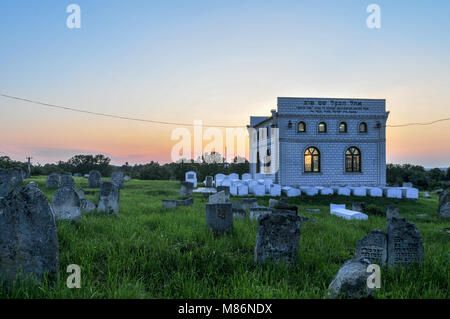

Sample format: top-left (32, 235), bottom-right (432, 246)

top-left (339, 122), bottom-right (347, 133)
top-left (318, 122), bottom-right (327, 133)
top-left (304, 147), bottom-right (320, 172)
top-left (298, 121), bottom-right (306, 133)
top-left (359, 122), bottom-right (367, 133)
top-left (345, 147), bottom-right (361, 172)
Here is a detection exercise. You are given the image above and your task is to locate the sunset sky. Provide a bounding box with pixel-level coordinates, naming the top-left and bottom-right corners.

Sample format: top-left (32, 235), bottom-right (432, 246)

top-left (0, 0), bottom-right (449, 167)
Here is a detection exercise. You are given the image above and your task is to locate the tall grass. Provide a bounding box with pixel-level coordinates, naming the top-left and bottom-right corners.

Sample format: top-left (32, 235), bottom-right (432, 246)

top-left (1, 177), bottom-right (448, 298)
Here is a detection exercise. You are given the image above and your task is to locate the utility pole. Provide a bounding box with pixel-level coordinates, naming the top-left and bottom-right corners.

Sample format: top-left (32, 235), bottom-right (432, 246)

top-left (26, 157), bottom-right (32, 178)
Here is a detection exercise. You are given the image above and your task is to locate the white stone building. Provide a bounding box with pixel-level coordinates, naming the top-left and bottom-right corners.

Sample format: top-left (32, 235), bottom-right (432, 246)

top-left (248, 97), bottom-right (389, 187)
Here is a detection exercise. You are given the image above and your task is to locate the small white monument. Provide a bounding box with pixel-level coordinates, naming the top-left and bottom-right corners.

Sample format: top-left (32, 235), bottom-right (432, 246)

top-left (330, 204), bottom-right (368, 220)
top-left (185, 171), bottom-right (197, 188)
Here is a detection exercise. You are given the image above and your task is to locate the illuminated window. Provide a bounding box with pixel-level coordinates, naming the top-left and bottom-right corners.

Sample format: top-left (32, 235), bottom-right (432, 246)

top-left (345, 147), bottom-right (361, 172)
top-left (304, 147), bottom-right (320, 172)
top-left (339, 122), bottom-right (347, 133)
top-left (318, 122), bottom-right (327, 133)
top-left (359, 122), bottom-right (367, 133)
top-left (298, 121), bottom-right (306, 133)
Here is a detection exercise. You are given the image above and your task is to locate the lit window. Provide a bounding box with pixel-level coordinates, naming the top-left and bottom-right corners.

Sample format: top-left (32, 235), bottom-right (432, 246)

top-left (304, 147), bottom-right (320, 172)
top-left (298, 121), bottom-right (306, 133)
top-left (359, 122), bottom-right (367, 133)
top-left (345, 147), bottom-right (361, 172)
top-left (339, 122), bottom-right (347, 133)
top-left (318, 122), bottom-right (327, 133)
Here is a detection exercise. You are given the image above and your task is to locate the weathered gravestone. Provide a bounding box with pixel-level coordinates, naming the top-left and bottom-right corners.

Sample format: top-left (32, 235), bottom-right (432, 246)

top-left (80, 199), bottom-right (96, 213)
top-left (205, 203), bottom-right (233, 234)
top-left (88, 170), bottom-right (102, 188)
top-left (46, 173), bottom-right (60, 189)
top-left (205, 176), bottom-right (214, 188)
top-left (254, 212), bottom-right (302, 265)
top-left (352, 202), bottom-right (367, 214)
top-left (60, 174), bottom-right (75, 188)
top-left (52, 187), bottom-right (81, 220)
top-left (241, 198), bottom-right (258, 210)
top-left (386, 217), bottom-right (424, 266)
top-left (97, 181), bottom-right (120, 215)
top-left (328, 258), bottom-right (374, 299)
top-left (76, 189), bottom-right (85, 200)
top-left (216, 186), bottom-right (230, 198)
top-left (9, 168), bottom-right (23, 187)
top-left (180, 181), bottom-right (194, 198)
top-left (249, 206), bottom-right (273, 220)
top-left (0, 168), bottom-right (9, 197)
top-left (402, 182), bottom-right (413, 188)
top-left (111, 171), bottom-right (124, 189)
top-left (355, 230), bottom-right (387, 265)
top-left (438, 191), bottom-right (450, 219)
top-left (0, 186), bottom-right (59, 286)
top-left (27, 181), bottom-right (37, 188)
top-left (232, 202), bottom-right (246, 219)
top-left (386, 205), bottom-right (400, 220)
top-left (162, 199), bottom-right (178, 209)
top-left (208, 190), bottom-right (228, 203)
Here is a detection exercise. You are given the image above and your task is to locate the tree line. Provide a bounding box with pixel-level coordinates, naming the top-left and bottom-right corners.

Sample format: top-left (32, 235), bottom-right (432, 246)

top-left (0, 154), bottom-right (449, 190)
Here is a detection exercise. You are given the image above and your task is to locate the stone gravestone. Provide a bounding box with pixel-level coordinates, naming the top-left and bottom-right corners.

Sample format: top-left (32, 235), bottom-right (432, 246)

top-left (241, 198), bottom-right (258, 211)
top-left (180, 181), bottom-right (194, 198)
top-left (352, 202), bottom-right (367, 214)
top-left (402, 182), bottom-right (413, 188)
top-left (232, 202), bottom-right (246, 219)
top-left (88, 170), bottom-right (102, 188)
top-left (9, 168), bottom-right (24, 187)
top-left (205, 203), bottom-right (233, 234)
top-left (97, 181), bottom-right (120, 215)
top-left (328, 258), bottom-right (374, 299)
top-left (386, 205), bottom-right (400, 220)
top-left (80, 199), bottom-right (96, 213)
top-left (76, 189), bottom-right (85, 200)
top-left (46, 173), bottom-right (60, 189)
top-left (60, 174), bottom-right (75, 188)
top-left (52, 187), bottom-right (81, 220)
top-left (438, 191), bottom-right (450, 219)
top-left (254, 212), bottom-right (302, 265)
top-left (355, 230), bottom-right (387, 265)
top-left (0, 168), bottom-right (9, 197)
top-left (386, 217), bottom-right (424, 266)
top-left (205, 176), bottom-right (214, 188)
top-left (208, 190), bottom-right (228, 204)
top-left (216, 186), bottom-right (230, 200)
top-left (0, 186), bottom-right (59, 285)
top-left (111, 171), bottom-right (124, 189)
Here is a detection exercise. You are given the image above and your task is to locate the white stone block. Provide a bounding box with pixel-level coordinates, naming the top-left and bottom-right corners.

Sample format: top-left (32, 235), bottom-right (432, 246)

top-left (337, 187), bottom-right (351, 196)
top-left (229, 173), bottom-right (239, 180)
top-left (330, 204), bottom-right (368, 220)
top-left (269, 184), bottom-right (281, 197)
top-left (351, 187), bottom-right (367, 197)
top-left (253, 184), bottom-right (266, 197)
top-left (237, 184), bottom-right (249, 196)
top-left (281, 186), bottom-right (301, 197)
top-left (242, 173), bottom-right (252, 181)
top-left (185, 171), bottom-right (197, 188)
top-left (383, 187), bottom-right (402, 199)
top-left (320, 187), bottom-right (334, 195)
top-left (367, 187), bottom-right (383, 197)
top-left (400, 187), bottom-right (419, 200)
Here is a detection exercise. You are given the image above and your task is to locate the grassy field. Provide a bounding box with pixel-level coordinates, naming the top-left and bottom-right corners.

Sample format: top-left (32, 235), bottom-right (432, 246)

top-left (2, 176), bottom-right (449, 299)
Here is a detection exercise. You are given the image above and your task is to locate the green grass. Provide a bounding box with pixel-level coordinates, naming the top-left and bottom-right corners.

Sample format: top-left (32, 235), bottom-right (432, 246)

top-left (2, 176), bottom-right (449, 299)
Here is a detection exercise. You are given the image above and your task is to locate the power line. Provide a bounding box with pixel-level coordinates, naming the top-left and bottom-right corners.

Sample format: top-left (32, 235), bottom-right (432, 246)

top-left (0, 93), bottom-right (246, 128)
top-left (1, 92), bottom-right (449, 128)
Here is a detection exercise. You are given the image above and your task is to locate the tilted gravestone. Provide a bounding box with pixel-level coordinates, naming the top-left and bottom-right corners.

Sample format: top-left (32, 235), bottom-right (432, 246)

top-left (80, 199), bottom-right (96, 213)
top-left (60, 174), bottom-right (75, 188)
top-left (232, 202), bottom-right (246, 219)
top-left (328, 258), bottom-right (374, 299)
top-left (352, 202), bottom-right (367, 213)
top-left (241, 198), bottom-right (258, 211)
top-left (9, 168), bottom-right (23, 187)
top-left (180, 181), bottom-right (194, 198)
top-left (46, 173), bottom-right (60, 188)
top-left (88, 170), bottom-right (102, 188)
top-left (208, 191), bottom-right (228, 204)
top-left (254, 211), bottom-right (302, 265)
top-left (111, 171), bottom-right (124, 189)
top-left (355, 230), bottom-right (387, 265)
top-left (249, 206), bottom-right (273, 220)
top-left (0, 168), bottom-right (9, 197)
top-left (205, 176), bottom-right (214, 188)
top-left (206, 203), bottom-right (233, 234)
top-left (97, 181), bottom-right (120, 215)
top-left (52, 187), bottom-right (81, 220)
top-left (0, 186), bottom-right (59, 285)
top-left (438, 191), bottom-right (450, 219)
top-left (386, 217), bottom-right (424, 266)
top-left (76, 189), bottom-right (85, 200)
top-left (216, 186), bottom-right (230, 198)
top-left (386, 205), bottom-right (400, 220)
